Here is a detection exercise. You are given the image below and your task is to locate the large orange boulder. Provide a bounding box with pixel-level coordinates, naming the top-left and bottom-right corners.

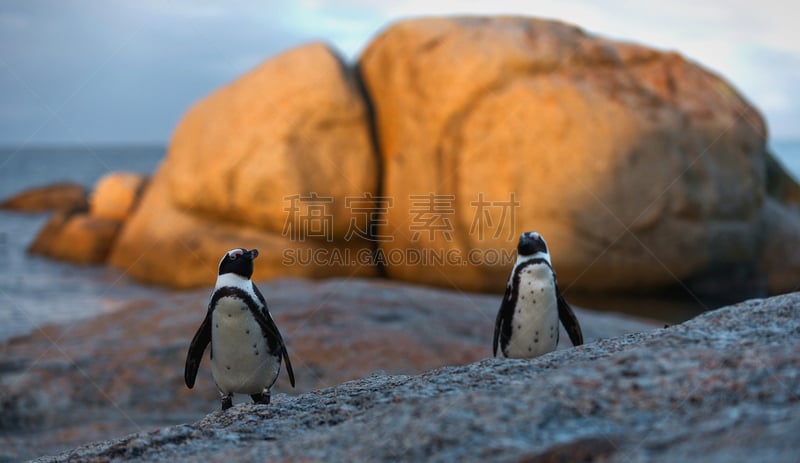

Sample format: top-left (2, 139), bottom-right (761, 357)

top-left (164, 42), bottom-right (377, 236)
top-left (108, 170), bottom-right (374, 288)
top-left (359, 17), bottom-right (773, 292)
top-left (91, 16), bottom-right (799, 294)
top-left (108, 43), bottom-right (377, 287)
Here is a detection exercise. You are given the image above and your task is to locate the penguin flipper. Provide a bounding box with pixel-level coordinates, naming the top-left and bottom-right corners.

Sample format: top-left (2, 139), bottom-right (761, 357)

top-left (184, 311), bottom-right (212, 389)
top-left (280, 343), bottom-right (296, 388)
top-left (252, 284), bottom-right (296, 388)
top-left (493, 284), bottom-right (514, 357)
top-left (556, 284), bottom-right (583, 346)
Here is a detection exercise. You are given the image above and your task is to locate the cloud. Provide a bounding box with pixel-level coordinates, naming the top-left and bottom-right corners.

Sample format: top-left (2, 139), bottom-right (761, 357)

top-left (0, 0), bottom-right (797, 145)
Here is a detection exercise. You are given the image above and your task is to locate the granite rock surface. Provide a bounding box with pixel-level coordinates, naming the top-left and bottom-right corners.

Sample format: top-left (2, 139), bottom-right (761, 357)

top-left (30, 291), bottom-right (800, 463)
top-left (0, 277), bottom-right (657, 461)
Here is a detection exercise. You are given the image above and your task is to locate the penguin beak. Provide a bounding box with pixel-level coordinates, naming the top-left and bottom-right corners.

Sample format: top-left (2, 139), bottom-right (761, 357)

top-left (248, 249), bottom-right (259, 260)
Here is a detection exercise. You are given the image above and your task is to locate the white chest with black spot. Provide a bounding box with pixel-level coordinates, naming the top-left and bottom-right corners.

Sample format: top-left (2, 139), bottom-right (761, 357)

top-left (504, 263), bottom-right (560, 358)
top-left (210, 294), bottom-right (280, 395)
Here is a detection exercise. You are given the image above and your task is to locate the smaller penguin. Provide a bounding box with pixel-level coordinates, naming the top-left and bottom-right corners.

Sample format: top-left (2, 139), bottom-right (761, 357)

top-left (185, 248), bottom-right (295, 410)
top-left (493, 232), bottom-right (583, 358)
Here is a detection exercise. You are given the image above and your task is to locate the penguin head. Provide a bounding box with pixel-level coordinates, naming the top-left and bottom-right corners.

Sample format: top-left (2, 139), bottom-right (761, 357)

top-left (218, 248), bottom-right (259, 278)
top-left (517, 231), bottom-right (549, 257)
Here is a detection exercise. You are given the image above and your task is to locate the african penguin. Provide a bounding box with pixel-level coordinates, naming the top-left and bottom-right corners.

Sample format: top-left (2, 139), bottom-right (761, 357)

top-left (185, 248), bottom-right (295, 410)
top-left (493, 232), bottom-right (583, 358)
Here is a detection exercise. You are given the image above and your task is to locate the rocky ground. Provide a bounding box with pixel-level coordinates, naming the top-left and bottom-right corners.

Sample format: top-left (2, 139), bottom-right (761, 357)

top-left (23, 291), bottom-right (800, 463)
top-left (0, 277), bottom-right (658, 462)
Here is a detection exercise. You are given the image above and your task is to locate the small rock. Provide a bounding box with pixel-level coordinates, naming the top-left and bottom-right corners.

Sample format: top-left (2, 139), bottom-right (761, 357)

top-left (0, 182), bottom-right (88, 213)
top-left (90, 172), bottom-right (147, 221)
top-left (28, 213), bottom-right (121, 264)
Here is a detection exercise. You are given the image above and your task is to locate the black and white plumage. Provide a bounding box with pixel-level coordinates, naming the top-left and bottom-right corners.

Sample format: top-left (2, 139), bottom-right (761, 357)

top-left (493, 232), bottom-right (583, 358)
top-left (184, 248), bottom-right (295, 410)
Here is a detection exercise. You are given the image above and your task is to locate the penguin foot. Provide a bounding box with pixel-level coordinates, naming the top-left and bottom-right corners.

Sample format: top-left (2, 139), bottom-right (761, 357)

top-left (220, 394), bottom-right (233, 410)
top-left (251, 390), bottom-right (271, 405)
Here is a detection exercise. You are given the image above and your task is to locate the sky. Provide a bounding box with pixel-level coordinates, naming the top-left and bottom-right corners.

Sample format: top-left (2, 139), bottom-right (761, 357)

top-left (0, 0), bottom-right (798, 148)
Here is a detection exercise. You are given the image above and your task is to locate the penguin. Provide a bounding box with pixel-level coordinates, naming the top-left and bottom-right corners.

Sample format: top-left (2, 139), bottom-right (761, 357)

top-left (493, 231), bottom-right (583, 358)
top-left (184, 248), bottom-right (295, 410)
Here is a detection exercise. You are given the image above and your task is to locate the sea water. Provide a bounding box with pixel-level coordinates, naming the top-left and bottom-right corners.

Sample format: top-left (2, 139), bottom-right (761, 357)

top-left (0, 145), bottom-right (164, 341)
